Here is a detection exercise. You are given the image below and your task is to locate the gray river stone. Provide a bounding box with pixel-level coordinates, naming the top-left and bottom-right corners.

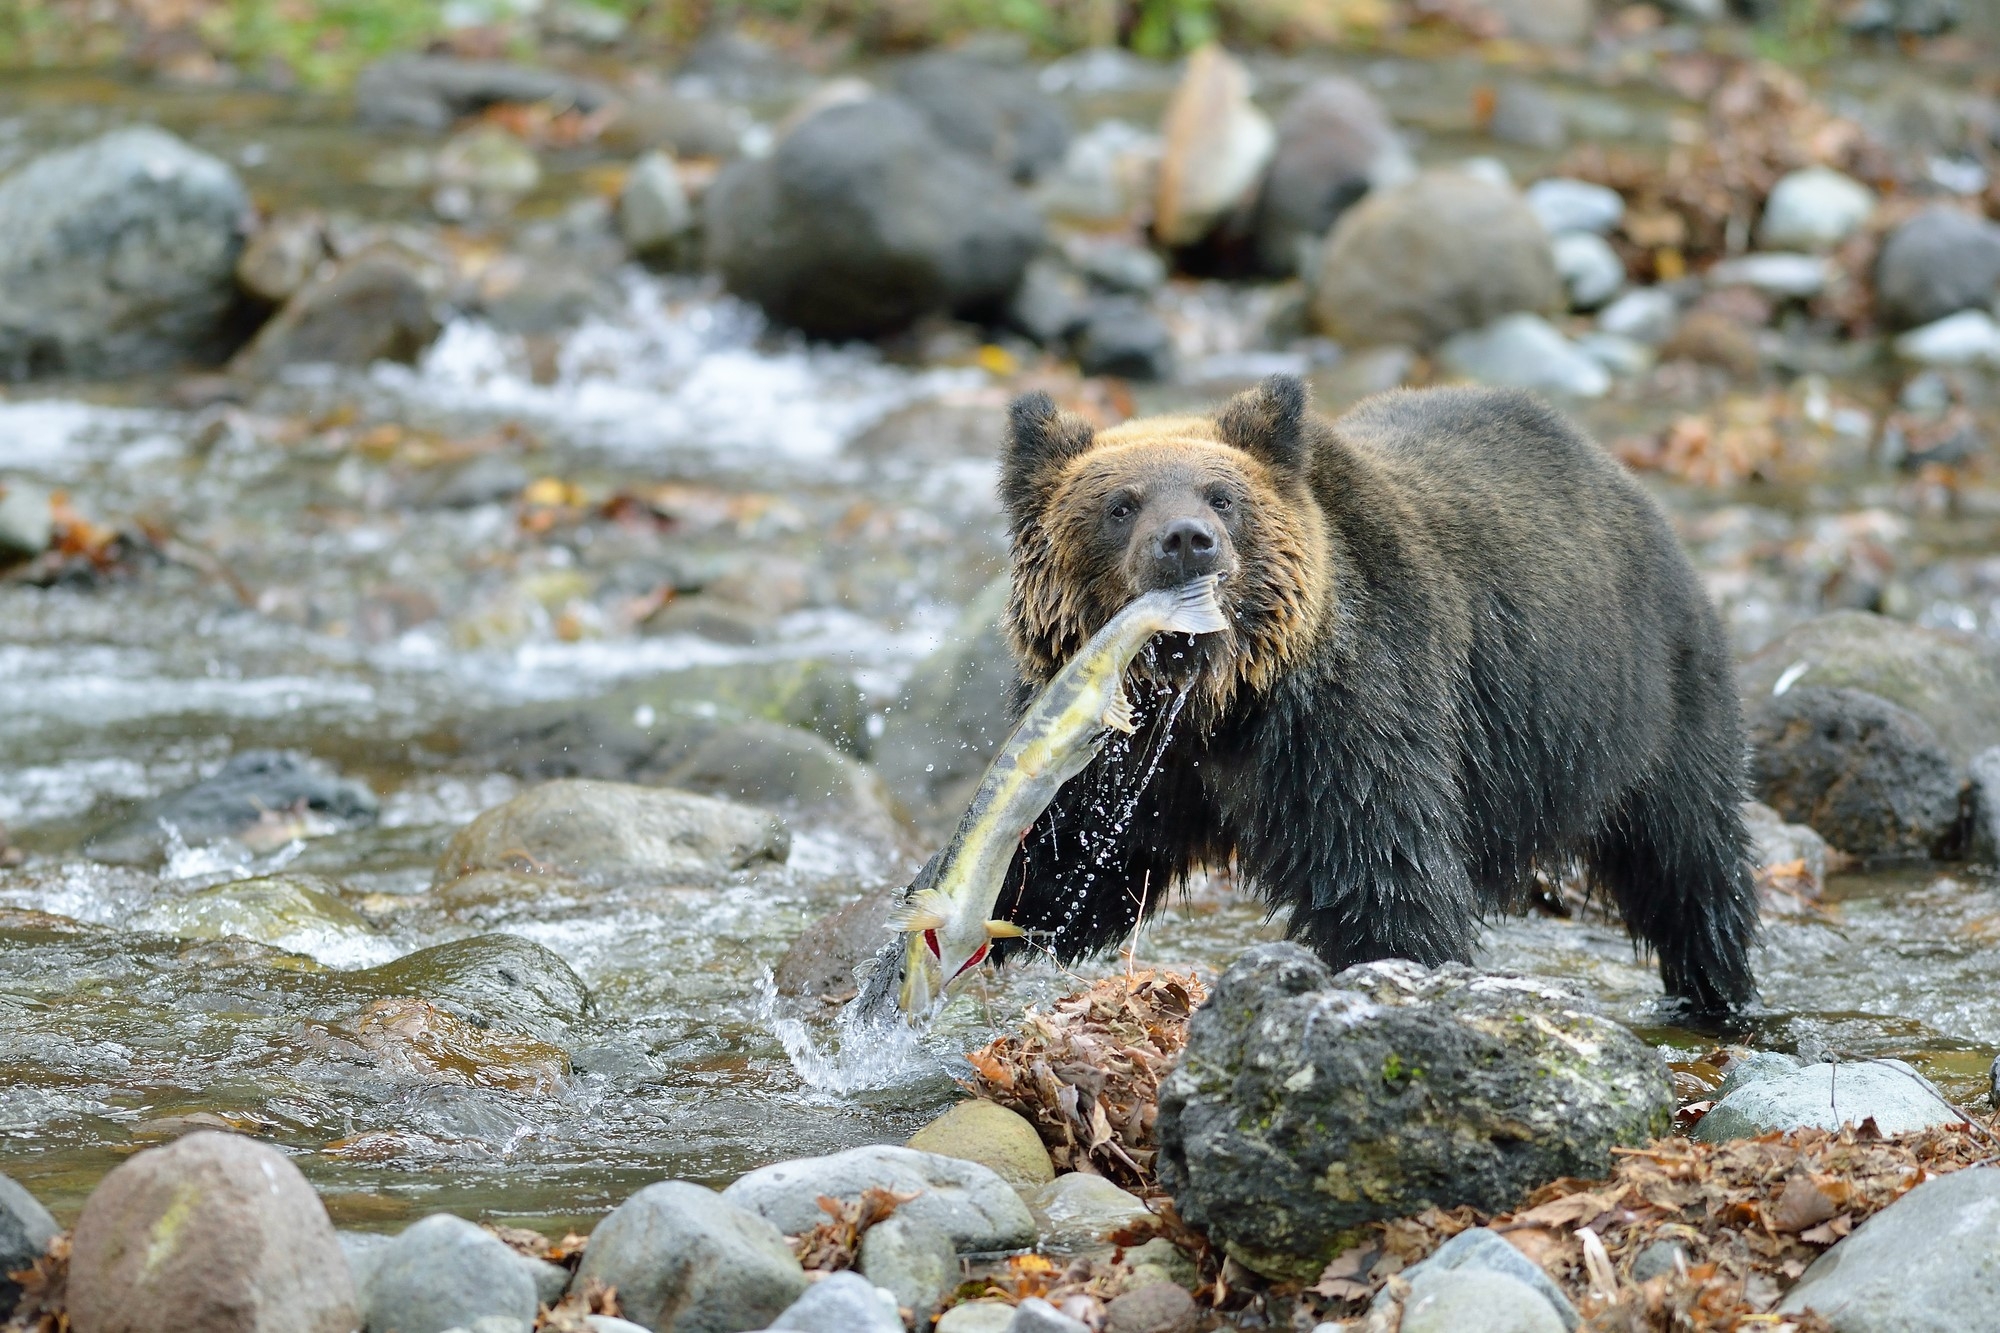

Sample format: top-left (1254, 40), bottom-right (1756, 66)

top-left (0, 126), bottom-right (248, 379)
top-left (1874, 206), bottom-right (2000, 329)
top-left (1028, 1173), bottom-right (1152, 1251)
top-left (1967, 746), bottom-right (2000, 863)
top-left (1379, 1227), bottom-right (1578, 1331)
top-left (1748, 685), bottom-right (1961, 858)
top-left (1007, 1300), bottom-right (1090, 1333)
top-left (1075, 296), bottom-right (1175, 381)
top-left (893, 52), bottom-right (1071, 184)
top-left (1103, 1283), bottom-right (1199, 1333)
top-left (1778, 1166), bottom-right (2000, 1332)
top-left (574, 1180), bottom-right (807, 1333)
top-left (705, 96), bottom-right (1042, 339)
top-left (1252, 76), bottom-right (1412, 277)
top-left (1693, 1059), bottom-right (1961, 1141)
top-left (349, 933), bottom-right (589, 1042)
top-left (359, 1214), bottom-right (539, 1333)
top-left (1552, 231), bottom-right (1625, 311)
top-left (620, 152), bottom-right (693, 260)
top-left (1596, 287), bottom-right (1679, 345)
top-left (1525, 178), bottom-right (1623, 236)
top-left (857, 1214), bottom-right (957, 1322)
top-left (767, 1269), bottom-right (903, 1332)
top-left (353, 55), bottom-right (617, 132)
top-left (1156, 945), bottom-right (1672, 1279)
top-left (1758, 167), bottom-right (1875, 251)
top-left (1436, 313), bottom-right (1610, 397)
top-left (0, 1171), bottom-right (57, 1315)
top-left (435, 779), bottom-right (788, 893)
top-left (0, 481), bottom-right (52, 560)
top-left (67, 1131), bottom-right (357, 1333)
top-left (1398, 1270), bottom-right (1566, 1333)
top-left (231, 245), bottom-right (441, 375)
top-left (85, 749), bottom-right (379, 865)
top-left (723, 1145), bottom-right (1037, 1252)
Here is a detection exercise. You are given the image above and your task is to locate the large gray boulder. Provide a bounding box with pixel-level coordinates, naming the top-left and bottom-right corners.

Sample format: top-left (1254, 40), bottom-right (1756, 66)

top-left (0, 1171), bottom-right (57, 1315)
top-left (705, 97), bottom-right (1043, 339)
top-left (1155, 945), bottom-right (1672, 1279)
top-left (573, 1180), bottom-right (808, 1333)
top-left (1778, 1167), bottom-right (2000, 1332)
top-left (1310, 170), bottom-right (1560, 349)
top-left (1251, 76), bottom-right (1412, 276)
top-left (357, 1214), bottom-right (540, 1333)
top-left (66, 1131), bottom-right (358, 1333)
top-left (893, 53), bottom-right (1070, 184)
top-left (1692, 1058), bottom-right (1961, 1141)
top-left (1748, 685), bottom-right (1961, 857)
top-left (1873, 206), bottom-right (2000, 330)
top-left (722, 1145), bottom-right (1036, 1252)
top-left (0, 126), bottom-right (248, 379)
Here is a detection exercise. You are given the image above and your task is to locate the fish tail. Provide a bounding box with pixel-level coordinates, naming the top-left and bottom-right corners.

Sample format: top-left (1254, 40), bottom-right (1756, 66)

top-left (1161, 573), bottom-right (1228, 636)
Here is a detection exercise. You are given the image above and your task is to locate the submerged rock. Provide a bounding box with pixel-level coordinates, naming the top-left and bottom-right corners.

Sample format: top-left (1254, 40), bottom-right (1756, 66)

top-left (349, 933), bottom-right (589, 1042)
top-left (1156, 945), bottom-right (1672, 1278)
top-left (435, 779), bottom-right (788, 894)
top-left (723, 1145), bottom-right (1036, 1252)
top-left (131, 875), bottom-right (378, 961)
top-left (357, 1214), bottom-right (541, 1333)
top-left (86, 750), bottom-right (378, 865)
top-left (0, 126), bottom-right (248, 379)
top-left (1749, 685), bottom-right (1960, 858)
top-left (0, 1171), bottom-right (57, 1315)
top-left (705, 97), bottom-right (1042, 339)
top-left (1312, 171), bottom-right (1561, 349)
top-left (772, 891), bottom-right (897, 999)
top-left (1153, 46), bottom-right (1275, 248)
top-left (574, 1180), bottom-right (808, 1333)
top-left (1778, 1166), bottom-right (2000, 1332)
top-left (1874, 206), bottom-right (2000, 329)
top-left (1693, 1058), bottom-right (1960, 1141)
top-left (67, 1131), bottom-right (357, 1333)
top-left (906, 1099), bottom-right (1055, 1193)
top-left (1251, 76), bottom-right (1412, 277)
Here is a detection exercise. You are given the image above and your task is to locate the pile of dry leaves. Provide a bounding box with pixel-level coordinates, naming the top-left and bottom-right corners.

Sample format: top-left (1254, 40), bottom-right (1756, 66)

top-left (961, 968), bottom-right (1205, 1193)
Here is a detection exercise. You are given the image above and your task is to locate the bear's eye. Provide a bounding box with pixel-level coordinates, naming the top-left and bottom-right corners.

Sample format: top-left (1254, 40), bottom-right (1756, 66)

top-left (1208, 492), bottom-right (1234, 514)
top-left (1107, 496), bottom-right (1138, 523)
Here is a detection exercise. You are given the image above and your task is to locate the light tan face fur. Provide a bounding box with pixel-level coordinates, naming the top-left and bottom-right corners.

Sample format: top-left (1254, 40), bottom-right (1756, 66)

top-left (1005, 415), bottom-right (1331, 724)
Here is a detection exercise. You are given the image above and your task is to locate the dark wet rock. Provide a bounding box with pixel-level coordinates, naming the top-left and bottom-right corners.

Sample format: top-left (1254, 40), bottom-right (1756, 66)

top-left (1693, 1058), bottom-right (1959, 1141)
top-left (855, 1218), bottom-right (955, 1324)
top-left (1153, 46), bottom-right (1274, 248)
top-left (85, 750), bottom-right (378, 865)
top-left (357, 1214), bottom-right (539, 1333)
top-left (478, 262), bottom-right (615, 335)
top-left (1008, 257), bottom-right (1092, 346)
top-left (1396, 1270), bottom-right (1566, 1333)
top-left (352, 56), bottom-right (617, 132)
top-left (705, 97), bottom-right (1043, 340)
top-left (1075, 297), bottom-right (1174, 381)
top-left (436, 779), bottom-right (788, 892)
top-left (1780, 1166), bottom-right (2000, 1332)
top-left (1874, 206), bottom-right (2000, 330)
top-left (905, 1098), bottom-right (1054, 1193)
top-left (310, 995), bottom-right (571, 1094)
top-left (0, 480), bottom-right (53, 560)
top-left (0, 1171), bottom-right (57, 1315)
top-left (771, 890), bottom-right (897, 999)
top-left (621, 152), bottom-right (694, 261)
top-left (237, 211), bottom-right (331, 304)
top-left (894, 52), bottom-right (1071, 184)
top-left (1103, 1283), bottom-right (1199, 1333)
top-left (0, 126), bottom-right (248, 379)
top-left (230, 245), bottom-right (441, 376)
top-left (722, 1145), bottom-right (1036, 1252)
top-left (1966, 746), bottom-right (2000, 863)
top-left (1311, 170), bottom-right (1560, 349)
top-left (658, 718), bottom-right (908, 839)
top-left (574, 1180), bottom-right (807, 1333)
top-left (349, 933), bottom-right (589, 1042)
top-left (1748, 685), bottom-right (1960, 857)
top-left (1155, 945), bottom-right (1672, 1278)
top-left (1488, 82), bottom-right (1567, 150)
top-left (874, 577), bottom-right (1015, 821)
top-left (1740, 611), bottom-right (2000, 768)
top-left (1252, 76), bottom-right (1412, 277)
top-left (1379, 1228), bottom-right (1578, 1331)
top-left (67, 1131), bottom-right (357, 1333)
top-left (1028, 1173), bottom-right (1151, 1251)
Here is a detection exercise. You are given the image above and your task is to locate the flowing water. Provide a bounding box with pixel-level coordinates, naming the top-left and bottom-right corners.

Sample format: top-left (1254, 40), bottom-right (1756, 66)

top-left (3, 61), bottom-right (1999, 1237)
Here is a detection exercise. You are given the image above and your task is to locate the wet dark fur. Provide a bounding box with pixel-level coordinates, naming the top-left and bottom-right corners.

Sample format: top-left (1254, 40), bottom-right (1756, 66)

top-left (993, 378), bottom-right (1760, 1014)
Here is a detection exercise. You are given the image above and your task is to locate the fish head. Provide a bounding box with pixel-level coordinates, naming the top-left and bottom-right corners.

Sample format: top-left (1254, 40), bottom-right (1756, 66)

top-left (894, 915), bottom-right (1023, 1016)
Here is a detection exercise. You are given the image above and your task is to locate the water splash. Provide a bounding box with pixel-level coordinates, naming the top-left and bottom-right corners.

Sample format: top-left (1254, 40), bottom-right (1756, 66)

top-left (757, 970), bottom-right (943, 1098)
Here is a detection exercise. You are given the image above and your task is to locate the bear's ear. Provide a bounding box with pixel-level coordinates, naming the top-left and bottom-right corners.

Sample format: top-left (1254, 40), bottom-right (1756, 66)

top-left (1000, 391), bottom-right (1096, 525)
top-left (1216, 374), bottom-right (1310, 476)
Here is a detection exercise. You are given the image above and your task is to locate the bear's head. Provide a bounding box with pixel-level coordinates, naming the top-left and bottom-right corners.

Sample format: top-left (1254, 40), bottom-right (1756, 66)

top-left (1000, 374), bottom-right (1332, 720)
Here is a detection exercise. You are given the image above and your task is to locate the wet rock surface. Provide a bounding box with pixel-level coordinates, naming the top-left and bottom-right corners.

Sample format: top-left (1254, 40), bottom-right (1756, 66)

top-left (231, 245), bottom-right (441, 374)
top-left (1251, 76), bottom-right (1410, 276)
top-left (85, 750), bottom-right (378, 864)
top-left (1156, 945), bottom-right (1672, 1277)
top-left (67, 1131), bottom-right (358, 1333)
top-left (0, 126), bottom-right (248, 378)
top-left (1749, 685), bottom-right (1962, 857)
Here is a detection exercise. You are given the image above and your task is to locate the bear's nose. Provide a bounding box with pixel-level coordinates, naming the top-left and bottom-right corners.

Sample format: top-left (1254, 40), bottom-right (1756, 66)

top-left (1149, 517), bottom-right (1221, 583)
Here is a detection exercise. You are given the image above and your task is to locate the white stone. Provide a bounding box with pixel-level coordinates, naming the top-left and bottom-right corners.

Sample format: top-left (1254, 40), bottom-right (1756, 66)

top-left (1525, 178), bottom-right (1624, 236)
top-left (1437, 313), bottom-right (1610, 397)
top-left (1892, 309), bottom-right (2000, 367)
top-left (1596, 286), bottom-right (1679, 344)
top-left (1758, 166), bottom-right (1875, 252)
top-left (1552, 231), bottom-right (1625, 310)
top-left (1706, 252), bottom-right (1832, 298)
top-left (1575, 331), bottom-right (1654, 377)
top-left (1154, 46), bottom-right (1275, 246)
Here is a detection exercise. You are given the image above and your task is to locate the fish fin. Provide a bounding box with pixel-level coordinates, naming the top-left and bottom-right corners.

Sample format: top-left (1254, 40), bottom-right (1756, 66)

top-left (984, 919), bottom-right (1026, 938)
top-left (1162, 573), bottom-right (1228, 636)
top-left (887, 888), bottom-right (950, 934)
top-left (1103, 683), bottom-right (1138, 735)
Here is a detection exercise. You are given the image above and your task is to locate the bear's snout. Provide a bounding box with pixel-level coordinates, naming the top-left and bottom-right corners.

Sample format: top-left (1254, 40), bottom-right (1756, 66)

top-left (1143, 516), bottom-right (1225, 587)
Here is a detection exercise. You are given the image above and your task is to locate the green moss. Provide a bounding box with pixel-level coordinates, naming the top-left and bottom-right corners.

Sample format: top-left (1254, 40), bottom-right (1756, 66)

top-left (1381, 1051), bottom-right (1423, 1084)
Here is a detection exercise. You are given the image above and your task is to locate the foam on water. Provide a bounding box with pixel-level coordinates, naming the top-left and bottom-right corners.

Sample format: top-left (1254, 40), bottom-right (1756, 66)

top-left (0, 400), bottom-right (178, 474)
top-left (760, 970), bottom-right (944, 1097)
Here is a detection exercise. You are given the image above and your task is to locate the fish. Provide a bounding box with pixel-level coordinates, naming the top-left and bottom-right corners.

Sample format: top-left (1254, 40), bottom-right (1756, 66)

top-left (863, 574), bottom-right (1229, 1018)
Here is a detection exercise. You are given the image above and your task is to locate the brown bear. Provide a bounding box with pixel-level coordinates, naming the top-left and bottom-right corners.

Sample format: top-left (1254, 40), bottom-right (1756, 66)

top-left (992, 375), bottom-right (1758, 1014)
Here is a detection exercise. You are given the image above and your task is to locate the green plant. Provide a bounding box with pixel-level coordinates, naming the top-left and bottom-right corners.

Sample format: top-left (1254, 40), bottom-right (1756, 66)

top-left (1130, 0), bottom-right (1215, 55)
